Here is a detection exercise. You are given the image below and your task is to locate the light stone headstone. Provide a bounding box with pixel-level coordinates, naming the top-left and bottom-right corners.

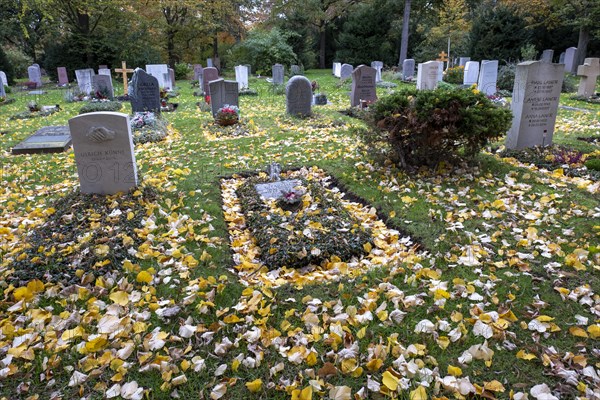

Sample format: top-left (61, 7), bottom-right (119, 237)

top-left (340, 64), bottom-right (353, 80)
top-left (75, 68), bottom-right (95, 94)
top-left (272, 64), bottom-right (284, 85)
top-left (437, 61), bottom-right (444, 82)
top-left (371, 61), bottom-right (383, 82)
top-left (93, 74), bottom-right (114, 99)
top-left (244, 64), bottom-right (252, 75)
top-left (0, 71), bottom-right (7, 88)
top-left (564, 47), bottom-right (578, 74)
top-left (459, 57), bottom-right (470, 66)
top-left (290, 65), bottom-right (301, 75)
top-left (98, 68), bottom-right (111, 76)
top-left (209, 79), bottom-right (239, 117)
top-left (559, 52), bottom-right (565, 64)
top-left (576, 58), bottom-right (600, 98)
top-left (146, 64), bottom-right (169, 90)
top-left (463, 61), bottom-right (480, 86)
top-left (333, 62), bottom-right (341, 78)
top-left (57, 67), bottom-right (68, 85)
top-left (68, 112), bottom-right (138, 195)
top-left (477, 60), bottom-right (499, 96)
top-left (12, 126), bottom-right (72, 155)
top-left (28, 65), bottom-right (42, 88)
top-left (351, 65), bottom-right (377, 107)
top-left (0, 80), bottom-right (4, 98)
top-left (416, 61), bottom-right (439, 90)
top-left (168, 68), bottom-right (175, 89)
top-left (207, 58), bottom-right (214, 68)
top-left (505, 61), bottom-right (564, 150)
top-left (193, 64), bottom-right (203, 81)
top-left (203, 67), bottom-right (219, 95)
top-left (129, 68), bottom-right (160, 113)
top-left (402, 59), bottom-right (415, 80)
top-left (286, 75), bottom-right (312, 117)
top-left (99, 65), bottom-right (108, 70)
top-left (541, 50), bottom-right (554, 63)
top-left (235, 65), bottom-right (249, 90)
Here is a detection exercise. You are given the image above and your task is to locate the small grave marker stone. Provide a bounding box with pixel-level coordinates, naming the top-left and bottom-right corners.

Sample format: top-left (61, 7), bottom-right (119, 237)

top-left (235, 65), bottom-right (249, 90)
top-left (193, 64), bottom-right (203, 81)
top-left (333, 62), bottom-right (341, 78)
top-left (576, 58), bottom-right (600, 98)
top-left (255, 180), bottom-right (302, 200)
top-left (12, 126), bottom-right (72, 155)
top-left (559, 52), bottom-right (565, 64)
top-left (286, 76), bottom-right (312, 117)
top-left (75, 68), bottom-right (95, 94)
top-left (169, 68), bottom-right (175, 89)
top-left (203, 67), bottom-right (219, 95)
top-left (416, 61), bottom-right (440, 90)
top-left (541, 50), bottom-right (554, 63)
top-left (28, 65), bottom-right (42, 88)
top-left (371, 61), bottom-right (383, 82)
top-left (0, 80), bottom-right (4, 98)
top-left (98, 68), bottom-right (111, 76)
top-left (207, 58), bottom-right (214, 68)
top-left (402, 59), bottom-right (415, 80)
top-left (272, 64), bottom-right (284, 85)
top-left (351, 65), bottom-right (377, 107)
top-left (57, 67), bottom-right (69, 85)
top-left (463, 61), bottom-right (480, 86)
top-left (290, 65), bottom-right (301, 75)
top-left (0, 71), bottom-right (7, 88)
top-left (68, 112), bottom-right (138, 195)
top-left (477, 60), bottom-right (498, 96)
top-left (209, 79), bottom-right (239, 117)
top-left (564, 47), bottom-right (578, 74)
top-left (93, 74), bottom-right (114, 99)
top-left (505, 61), bottom-right (564, 150)
top-left (459, 57), bottom-right (470, 66)
top-left (129, 68), bottom-right (160, 113)
top-left (340, 64), bottom-right (353, 80)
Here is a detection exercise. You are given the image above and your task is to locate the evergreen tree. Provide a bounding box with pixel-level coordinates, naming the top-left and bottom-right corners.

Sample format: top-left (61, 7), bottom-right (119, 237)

top-left (0, 46), bottom-right (15, 85)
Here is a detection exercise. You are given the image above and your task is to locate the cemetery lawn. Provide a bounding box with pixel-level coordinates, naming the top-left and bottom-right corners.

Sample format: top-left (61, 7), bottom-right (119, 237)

top-left (0, 71), bottom-right (599, 399)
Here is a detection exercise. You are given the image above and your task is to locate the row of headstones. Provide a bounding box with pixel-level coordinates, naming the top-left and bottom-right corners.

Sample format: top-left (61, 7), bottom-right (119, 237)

top-left (414, 60), bottom-right (499, 95)
top-left (193, 64), bottom-right (251, 92)
top-left (542, 47), bottom-right (584, 74)
top-left (332, 62), bottom-right (383, 83)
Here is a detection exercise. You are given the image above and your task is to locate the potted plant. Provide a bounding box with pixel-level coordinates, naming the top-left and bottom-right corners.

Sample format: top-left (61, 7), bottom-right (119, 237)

top-left (277, 186), bottom-right (306, 211)
top-left (215, 104), bottom-right (240, 126)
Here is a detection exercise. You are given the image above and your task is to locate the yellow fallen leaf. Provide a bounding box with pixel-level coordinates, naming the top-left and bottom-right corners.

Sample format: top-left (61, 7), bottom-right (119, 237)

top-left (447, 365), bottom-right (462, 377)
top-left (569, 326), bottom-right (589, 338)
top-left (109, 291), bottom-right (129, 306)
top-left (410, 385), bottom-right (427, 400)
top-left (516, 350), bottom-right (537, 360)
top-left (329, 386), bottom-right (351, 400)
top-left (292, 386), bottom-right (313, 400)
top-left (306, 351), bottom-right (318, 366)
top-left (27, 279), bottom-right (45, 293)
top-left (136, 270), bottom-right (153, 284)
top-left (245, 378), bottom-right (262, 393)
top-left (382, 370), bottom-right (399, 391)
top-left (13, 287), bottom-right (33, 302)
top-left (484, 380), bottom-right (505, 392)
top-left (85, 336), bottom-right (108, 353)
top-left (588, 324), bottom-right (600, 339)
top-left (366, 358), bottom-right (383, 372)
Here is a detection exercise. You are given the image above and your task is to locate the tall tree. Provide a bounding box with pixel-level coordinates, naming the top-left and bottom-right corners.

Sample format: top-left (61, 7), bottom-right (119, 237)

top-left (398, 0), bottom-right (411, 67)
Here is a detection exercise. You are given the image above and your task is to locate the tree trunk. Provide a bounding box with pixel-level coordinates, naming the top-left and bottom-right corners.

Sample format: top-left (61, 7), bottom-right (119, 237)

top-left (77, 13), bottom-right (94, 66)
top-left (319, 28), bottom-right (326, 69)
top-left (576, 25), bottom-right (590, 67)
top-left (167, 29), bottom-right (176, 66)
top-left (398, 0), bottom-right (412, 68)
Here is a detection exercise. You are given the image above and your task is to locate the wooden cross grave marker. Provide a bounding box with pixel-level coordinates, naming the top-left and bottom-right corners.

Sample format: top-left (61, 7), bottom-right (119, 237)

top-left (437, 51), bottom-right (449, 62)
top-left (576, 58), bottom-right (600, 98)
top-left (115, 61), bottom-right (135, 95)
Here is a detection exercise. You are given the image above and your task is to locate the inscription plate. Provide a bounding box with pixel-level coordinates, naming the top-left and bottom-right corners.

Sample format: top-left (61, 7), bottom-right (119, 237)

top-left (12, 126), bottom-right (72, 155)
top-left (255, 180), bottom-right (302, 200)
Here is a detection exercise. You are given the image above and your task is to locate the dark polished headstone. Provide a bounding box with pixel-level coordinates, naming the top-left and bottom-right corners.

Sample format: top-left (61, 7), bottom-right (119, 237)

top-left (12, 126), bottom-right (72, 155)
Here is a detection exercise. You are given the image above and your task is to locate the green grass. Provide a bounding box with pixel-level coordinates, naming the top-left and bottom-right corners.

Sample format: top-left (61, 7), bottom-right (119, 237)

top-left (0, 71), bottom-right (598, 399)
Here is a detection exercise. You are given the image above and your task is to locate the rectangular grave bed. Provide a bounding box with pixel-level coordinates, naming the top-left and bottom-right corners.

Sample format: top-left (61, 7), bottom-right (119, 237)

top-left (12, 126), bottom-right (72, 155)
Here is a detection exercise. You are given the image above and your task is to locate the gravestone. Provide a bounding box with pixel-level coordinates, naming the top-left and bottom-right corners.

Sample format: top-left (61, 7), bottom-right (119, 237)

top-left (290, 65), bottom-right (301, 75)
top-left (0, 80), bottom-right (4, 98)
top-left (505, 61), bottom-right (564, 150)
top-left (286, 76), bottom-right (312, 117)
top-left (333, 62), bottom-right (341, 78)
top-left (28, 65), bottom-right (42, 88)
top-left (169, 68), bottom-right (175, 89)
top-left (541, 50), bottom-right (554, 63)
top-left (477, 60), bottom-right (498, 96)
top-left (459, 57), bottom-right (470, 66)
top-left (129, 68), bottom-right (160, 113)
top-left (68, 112), bottom-right (138, 195)
top-left (75, 68), bottom-right (95, 94)
top-left (0, 71), bottom-right (7, 88)
top-left (463, 61), bottom-right (480, 86)
top-left (244, 64), bottom-right (252, 75)
top-left (193, 64), bottom-right (203, 81)
top-left (207, 58), bottom-right (214, 68)
top-left (272, 64), bottom-right (284, 85)
top-left (340, 64), bottom-right (353, 80)
top-left (371, 61), bottom-right (383, 82)
top-left (98, 68), bottom-right (111, 76)
top-left (564, 47), bottom-right (577, 74)
top-left (12, 126), bottom-right (72, 155)
top-left (350, 65), bottom-right (377, 107)
top-left (437, 61), bottom-right (444, 82)
top-left (93, 74), bottom-right (114, 99)
top-left (416, 61), bottom-right (440, 90)
top-left (209, 79), bottom-right (239, 117)
top-left (255, 180), bottom-right (302, 200)
top-left (576, 58), bottom-right (600, 98)
top-left (203, 67), bottom-right (219, 94)
top-left (559, 52), bottom-right (565, 64)
top-left (402, 59), bottom-right (415, 80)
top-left (235, 65), bottom-right (249, 90)
top-left (146, 64), bottom-right (169, 90)
top-left (57, 67), bottom-right (69, 85)
top-left (99, 65), bottom-right (108, 70)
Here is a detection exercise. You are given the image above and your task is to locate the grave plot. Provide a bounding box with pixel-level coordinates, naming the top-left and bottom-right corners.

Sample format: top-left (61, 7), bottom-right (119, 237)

top-left (222, 167), bottom-right (421, 287)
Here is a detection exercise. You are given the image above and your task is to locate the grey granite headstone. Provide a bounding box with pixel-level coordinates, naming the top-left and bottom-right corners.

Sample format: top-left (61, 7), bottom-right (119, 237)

top-left (207, 58), bottom-right (214, 68)
top-left (209, 79), bottom-right (239, 117)
top-left (146, 64), bottom-right (169, 89)
top-left (235, 65), bottom-right (249, 90)
top-left (193, 64), bottom-right (203, 81)
top-left (255, 180), bottom-right (301, 200)
top-left (0, 80), bottom-right (4, 98)
top-left (290, 65), bottom-right (301, 75)
top-left (169, 68), bottom-right (175, 89)
top-left (28, 65), bottom-right (42, 87)
top-left (93, 74), bottom-right (114, 99)
top-left (577, 58), bottom-right (600, 98)
top-left (506, 61), bottom-right (564, 150)
top-left (12, 126), bottom-right (72, 155)
top-left (203, 67), bottom-right (219, 95)
top-left (559, 52), bottom-right (565, 64)
top-left (463, 61), bottom-right (480, 86)
top-left (541, 50), bottom-right (554, 63)
top-left (286, 75), bottom-right (312, 117)
top-left (0, 71), bottom-right (7, 88)
top-left (340, 64), bottom-right (353, 80)
top-left (75, 68), bottom-right (95, 94)
top-left (129, 68), bottom-right (160, 113)
top-left (416, 61), bottom-right (439, 90)
top-left (57, 67), bottom-right (68, 85)
top-left (351, 65), bottom-right (377, 107)
top-left (98, 68), bottom-right (111, 76)
top-left (371, 61), bottom-right (383, 82)
top-left (459, 57), bottom-right (470, 66)
top-left (402, 59), bottom-right (415, 80)
top-left (99, 65), bottom-right (108, 70)
top-left (564, 47), bottom-right (577, 74)
top-left (244, 64), bottom-right (252, 75)
top-left (68, 112), bottom-right (138, 195)
top-left (477, 60), bottom-right (498, 96)
top-left (272, 64), bottom-right (284, 85)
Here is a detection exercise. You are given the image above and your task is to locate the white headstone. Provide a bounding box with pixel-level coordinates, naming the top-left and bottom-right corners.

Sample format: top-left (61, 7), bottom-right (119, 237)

top-left (402, 59), bottom-right (415, 80)
top-left (75, 68), bottom-right (95, 94)
top-left (463, 61), bottom-right (480, 86)
top-left (340, 64), bottom-right (353, 80)
top-left (286, 76), bottom-right (312, 117)
top-left (351, 65), bottom-right (377, 107)
top-left (576, 58), bottom-right (600, 98)
top-left (416, 61), bottom-right (440, 90)
top-left (28, 65), bottom-right (42, 88)
top-left (371, 61), bottom-right (383, 82)
top-left (564, 47), bottom-right (578, 74)
top-left (437, 61), bottom-right (444, 82)
top-left (146, 64), bottom-right (169, 90)
top-left (68, 112), bottom-right (138, 195)
top-left (541, 50), bottom-right (554, 63)
top-left (207, 58), bottom-right (214, 68)
top-left (559, 52), bottom-right (565, 64)
top-left (235, 65), bottom-right (249, 90)
top-left (505, 61), bottom-right (564, 150)
top-left (333, 62), bottom-right (342, 78)
top-left (459, 57), bottom-right (470, 66)
top-left (0, 71), bottom-right (7, 88)
top-left (477, 60), bottom-right (498, 96)
top-left (0, 80), bottom-right (5, 98)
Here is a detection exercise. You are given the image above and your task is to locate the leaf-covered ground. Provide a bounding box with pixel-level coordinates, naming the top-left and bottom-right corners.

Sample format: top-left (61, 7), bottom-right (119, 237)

top-left (0, 71), bottom-right (599, 399)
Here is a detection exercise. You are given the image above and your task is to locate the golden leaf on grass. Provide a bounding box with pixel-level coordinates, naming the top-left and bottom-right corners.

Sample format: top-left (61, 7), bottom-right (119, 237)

top-left (483, 380), bottom-right (505, 392)
top-left (291, 386), bottom-right (313, 400)
top-left (85, 336), bottom-right (108, 353)
top-left (329, 386), bottom-right (351, 400)
top-left (382, 371), bottom-right (399, 391)
top-left (588, 324), bottom-right (600, 339)
top-left (245, 378), bottom-right (262, 393)
top-left (366, 358), bottom-right (383, 372)
top-left (13, 287), bottom-right (33, 302)
top-left (516, 350), bottom-right (537, 361)
top-left (409, 385), bottom-right (427, 400)
top-left (569, 326), bottom-right (588, 338)
top-left (447, 365), bottom-right (462, 377)
top-left (356, 327), bottom-right (366, 339)
top-left (109, 291), bottom-right (129, 306)
top-left (136, 271), bottom-right (153, 284)
top-left (306, 351), bottom-right (318, 366)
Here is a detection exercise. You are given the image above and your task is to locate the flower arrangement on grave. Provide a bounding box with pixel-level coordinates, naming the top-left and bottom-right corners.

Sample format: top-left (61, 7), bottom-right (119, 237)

top-left (93, 87), bottom-right (110, 101)
top-left (277, 186), bottom-right (306, 211)
top-left (160, 88), bottom-right (168, 107)
top-left (311, 80), bottom-right (328, 105)
top-left (215, 104), bottom-right (240, 126)
top-left (130, 111), bottom-right (157, 129)
top-left (204, 95), bottom-right (211, 105)
top-left (27, 100), bottom-right (39, 112)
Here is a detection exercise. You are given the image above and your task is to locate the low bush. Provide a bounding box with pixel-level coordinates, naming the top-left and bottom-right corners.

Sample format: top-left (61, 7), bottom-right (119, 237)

top-left (79, 101), bottom-right (122, 114)
top-left (585, 158), bottom-right (600, 171)
top-left (497, 63), bottom-right (516, 92)
top-left (443, 65), bottom-right (464, 84)
top-left (365, 86), bottom-right (512, 168)
top-left (174, 63), bottom-right (190, 80)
